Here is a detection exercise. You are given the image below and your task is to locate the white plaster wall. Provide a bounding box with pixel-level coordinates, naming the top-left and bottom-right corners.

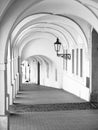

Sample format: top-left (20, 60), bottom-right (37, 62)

top-left (0, 69), bottom-right (6, 114)
top-left (21, 39), bottom-right (64, 89)
top-left (62, 47), bottom-right (90, 101)
top-left (30, 61), bottom-right (37, 83)
top-left (21, 39), bottom-right (56, 61)
top-left (63, 73), bottom-right (90, 101)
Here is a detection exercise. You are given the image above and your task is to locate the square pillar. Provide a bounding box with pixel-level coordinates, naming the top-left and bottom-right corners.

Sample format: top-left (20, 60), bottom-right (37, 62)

top-left (0, 63), bottom-right (9, 130)
top-left (18, 56), bottom-right (22, 87)
top-left (0, 115), bottom-right (9, 130)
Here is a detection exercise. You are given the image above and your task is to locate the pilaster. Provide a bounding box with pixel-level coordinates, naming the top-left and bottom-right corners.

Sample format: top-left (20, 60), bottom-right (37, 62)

top-left (0, 63), bottom-right (9, 130)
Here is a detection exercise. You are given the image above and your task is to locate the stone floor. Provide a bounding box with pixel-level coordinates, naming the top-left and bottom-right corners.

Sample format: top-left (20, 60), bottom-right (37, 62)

top-left (14, 83), bottom-right (86, 105)
top-left (10, 110), bottom-right (98, 130)
top-left (9, 84), bottom-right (98, 130)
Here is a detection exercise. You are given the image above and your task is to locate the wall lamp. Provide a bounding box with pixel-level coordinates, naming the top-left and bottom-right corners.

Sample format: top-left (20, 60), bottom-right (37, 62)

top-left (54, 38), bottom-right (71, 60)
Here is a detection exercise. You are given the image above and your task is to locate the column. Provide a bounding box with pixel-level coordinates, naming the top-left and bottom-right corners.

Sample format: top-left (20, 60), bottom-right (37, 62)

top-left (0, 63), bottom-right (9, 130)
top-left (11, 58), bottom-right (15, 99)
top-left (7, 59), bottom-right (13, 105)
top-left (18, 56), bottom-right (22, 87)
top-left (13, 57), bottom-right (17, 96)
top-left (13, 57), bottom-right (19, 95)
top-left (29, 65), bottom-right (31, 82)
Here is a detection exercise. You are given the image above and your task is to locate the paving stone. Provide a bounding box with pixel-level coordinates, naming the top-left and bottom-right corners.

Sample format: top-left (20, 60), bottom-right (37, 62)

top-left (9, 84), bottom-right (98, 130)
top-left (10, 110), bottom-right (98, 130)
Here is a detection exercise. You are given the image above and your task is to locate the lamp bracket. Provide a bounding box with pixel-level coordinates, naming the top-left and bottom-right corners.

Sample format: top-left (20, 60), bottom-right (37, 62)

top-left (57, 53), bottom-right (71, 60)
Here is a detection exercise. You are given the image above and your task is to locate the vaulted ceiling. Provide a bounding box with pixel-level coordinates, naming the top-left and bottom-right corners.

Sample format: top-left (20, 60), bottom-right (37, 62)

top-left (0, 0), bottom-right (98, 62)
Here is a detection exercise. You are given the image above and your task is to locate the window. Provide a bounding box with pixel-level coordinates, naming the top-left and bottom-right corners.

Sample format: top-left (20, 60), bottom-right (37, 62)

top-left (55, 69), bottom-right (57, 81)
top-left (76, 49), bottom-right (78, 75)
top-left (72, 49), bottom-right (74, 74)
top-left (80, 49), bottom-right (83, 77)
top-left (47, 64), bottom-right (49, 78)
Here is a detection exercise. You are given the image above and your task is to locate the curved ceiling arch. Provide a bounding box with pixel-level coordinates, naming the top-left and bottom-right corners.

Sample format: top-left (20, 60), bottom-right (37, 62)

top-left (0, 0), bottom-right (98, 63)
top-left (26, 55), bottom-right (45, 66)
top-left (13, 26), bottom-right (69, 46)
top-left (13, 22), bottom-right (79, 49)
top-left (11, 13), bottom-right (87, 46)
top-left (18, 30), bottom-right (75, 59)
top-left (19, 32), bottom-right (56, 57)
top-left (9, 0), bottom-right (98, 35)
top-left (21, 38), bottom-right (58, 62)
top-left (11, 13), bottom-right (48, 40)
top-left (13, 28), bottom-right (78, 53)
top-left (34, 55), bottom-right (51, 65)
top-left (6, 0), bottom-right (97, 61)
top-left (31, 56), bottom-right (43, 65)
top-left (76, 0), bottom-right (98, 17)
top-left (26, 55), bottom-right (53, 64)
top-left (11, 17), bottom-right (89, 58)
top-left (25, 55), bottom-right (53, 68)
top-left (26, 56), bottom-right (38, 63)
top-left (13, 27), bottom-right (70, 50)
top-left (24, 0), bottom-right (98, 31)
top-left (10, 14), bottom-right (88, 57)
top-left (33, 55), bottom-right (50, 67)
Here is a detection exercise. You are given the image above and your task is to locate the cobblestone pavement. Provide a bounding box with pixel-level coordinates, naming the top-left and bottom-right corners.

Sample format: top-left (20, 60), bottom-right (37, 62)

top-left (9, 84), bottom-right (98, 130)
top-left (14, 84), bottom-right (85, 105)
top-left (10, 110), bottom-right (98, 130)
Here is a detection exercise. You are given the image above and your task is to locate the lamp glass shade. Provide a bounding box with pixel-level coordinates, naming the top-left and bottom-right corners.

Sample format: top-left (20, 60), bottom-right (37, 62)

top-left (54, 38), bottom-right (61, 52)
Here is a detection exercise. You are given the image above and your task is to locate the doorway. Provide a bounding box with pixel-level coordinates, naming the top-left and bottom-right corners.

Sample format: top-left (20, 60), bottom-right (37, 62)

top-left (37, 62), bottom-right (40, 85)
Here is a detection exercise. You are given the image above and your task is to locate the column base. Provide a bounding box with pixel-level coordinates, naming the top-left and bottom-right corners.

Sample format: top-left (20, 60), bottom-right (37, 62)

top-left (0, 115), bottom-right (9, 130)
top-left (90, 92), bottom-right (98, 102)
